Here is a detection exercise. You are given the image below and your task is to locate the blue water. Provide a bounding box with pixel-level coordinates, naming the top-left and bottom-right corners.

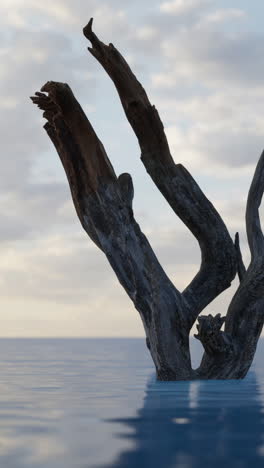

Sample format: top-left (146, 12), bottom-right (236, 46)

top-left (0, 338), bottom-right (263, 467)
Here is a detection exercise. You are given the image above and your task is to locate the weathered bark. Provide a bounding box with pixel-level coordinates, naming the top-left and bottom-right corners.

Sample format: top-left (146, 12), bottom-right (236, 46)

top-left (31, 83), bottom-right (193, 380)
top-left (83, 19), bottom-right (237, 329)
top-left (30, 19), bottom-right (264, 380)
top-left (234, 232), bottom-right (246, 283)
top-left (196, 153), bottom-right (264, 379)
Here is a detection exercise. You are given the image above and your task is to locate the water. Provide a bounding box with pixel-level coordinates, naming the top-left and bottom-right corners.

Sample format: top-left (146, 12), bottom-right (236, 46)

top-left (0, 338), bottom-right (262, 467)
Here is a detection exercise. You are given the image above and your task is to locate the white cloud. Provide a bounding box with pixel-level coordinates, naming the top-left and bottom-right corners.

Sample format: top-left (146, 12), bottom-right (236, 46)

top-left (148, 16), bottom-right (264, 171)
top-left (203, 8), bottom-right (246, 24)
top-left (160, 0), bottom-right (211, 15)
top-left (159, 28), bottom-right (264, 88)
top-left (136, 26), bottom-right (159, 41)
top-left (166, 122), bottom-right (264, 170)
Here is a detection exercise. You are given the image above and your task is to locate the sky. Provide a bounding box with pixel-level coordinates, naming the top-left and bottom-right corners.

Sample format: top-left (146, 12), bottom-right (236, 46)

top-left (1, 0), bottom-right (264, 337)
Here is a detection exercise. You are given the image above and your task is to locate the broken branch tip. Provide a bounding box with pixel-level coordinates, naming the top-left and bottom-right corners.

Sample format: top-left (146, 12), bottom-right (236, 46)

top-left (83, 18), bottom-right (94, 38)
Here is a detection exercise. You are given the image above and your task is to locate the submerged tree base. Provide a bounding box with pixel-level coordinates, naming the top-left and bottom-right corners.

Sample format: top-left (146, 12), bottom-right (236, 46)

top-left (31, 18), bottom-right (264, 381)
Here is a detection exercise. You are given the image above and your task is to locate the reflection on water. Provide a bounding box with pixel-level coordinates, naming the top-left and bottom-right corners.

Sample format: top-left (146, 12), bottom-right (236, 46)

top-left (102, 372), bottom-right (264, 468)
top-left (0, 338), bottom-right (262, 467)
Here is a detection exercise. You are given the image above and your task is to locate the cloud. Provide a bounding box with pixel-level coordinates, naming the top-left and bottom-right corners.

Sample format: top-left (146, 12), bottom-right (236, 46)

top-left (160, 29), bottom-right (264, 89)
top-left (202, 8), bottom-right (246, 24)
top-left (0, 0), bottom-right (130, 38)
top-left (160, 0), bottom-right (211, 15)
top-left (0, 31), bottom-right (97, 193)
top-left (164, 120), bottom-right (264, 171)
top-left (0, 182), bottom-right (77, 242)
top-left (0, 234), bottom-right (112, 303)
top-left (148, 21), bottom-right (264, 171)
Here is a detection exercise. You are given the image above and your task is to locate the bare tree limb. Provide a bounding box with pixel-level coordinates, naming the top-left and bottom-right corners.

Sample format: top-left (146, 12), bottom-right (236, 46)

top-left (31, 81), bottom-right (193, 380)
top-left (234, 232), bottom-right (246, 282)
top-left (246, 150), bottom-right (264, 260)
top-left (83, 18), bottom-right (237, 328)
top-left (225, 151), bottom-right (264, 338)
top-left (196, 152), bottom-right (264, 379)
top-left (196, 151), bottom-right (264, 379)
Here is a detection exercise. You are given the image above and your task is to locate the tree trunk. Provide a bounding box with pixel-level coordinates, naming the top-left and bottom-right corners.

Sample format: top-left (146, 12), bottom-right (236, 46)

top-left (31, 19), bottom-right (264, 380)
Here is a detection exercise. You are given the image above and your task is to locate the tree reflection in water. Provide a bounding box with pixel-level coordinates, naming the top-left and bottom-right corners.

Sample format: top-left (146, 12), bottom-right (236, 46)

top-left (98, 371), bottom-right (264, 468)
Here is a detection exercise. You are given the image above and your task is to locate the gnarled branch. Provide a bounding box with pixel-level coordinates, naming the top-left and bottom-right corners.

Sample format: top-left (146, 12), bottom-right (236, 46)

top-left (226, 151), bottom-right (264, 339)
top-left (31, 81), bottom-right (193, 381)
top-left (83, 18), bottom-right (237, 329)
top-left (197, 151), bottom-right (264, 379)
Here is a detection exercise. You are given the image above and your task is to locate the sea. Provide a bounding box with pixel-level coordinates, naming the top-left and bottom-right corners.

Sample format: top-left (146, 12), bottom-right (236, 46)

top-left (0, 337), bottom-right (263, 468)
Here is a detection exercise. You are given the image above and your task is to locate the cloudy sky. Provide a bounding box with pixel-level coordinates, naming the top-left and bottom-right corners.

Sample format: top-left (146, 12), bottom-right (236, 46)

top-left (1, 0), bottom-right (263, 337)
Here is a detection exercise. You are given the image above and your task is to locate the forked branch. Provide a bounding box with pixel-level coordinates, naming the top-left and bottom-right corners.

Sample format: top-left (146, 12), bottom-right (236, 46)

top-left (30, 19), bottom-right (264, 381)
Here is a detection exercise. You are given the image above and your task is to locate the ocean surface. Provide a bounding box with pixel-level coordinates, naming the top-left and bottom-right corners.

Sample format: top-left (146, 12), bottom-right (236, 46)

top-left (0, 338), bottom-right (263, 468)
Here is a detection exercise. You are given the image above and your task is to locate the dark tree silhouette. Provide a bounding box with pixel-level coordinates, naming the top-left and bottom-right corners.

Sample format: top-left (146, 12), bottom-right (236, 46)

top-left (31, 19), bottom-right (264, 380)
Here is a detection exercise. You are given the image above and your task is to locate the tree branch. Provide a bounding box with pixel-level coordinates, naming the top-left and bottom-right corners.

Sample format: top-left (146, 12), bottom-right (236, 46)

top-left (246, 150), bottom-right (264, 260)
top-left (194, 314), bottom-right (233, 356)
top-left (31, 81), bottom-right (193, 380)
top-left (225, 150), bottom-right (264, 346)
top-left (196, 154), bottom-right (264, 379)
top-left (83, 18), bottom-right (237, 328)
top-left (234, 232), bottom-right (246, 282)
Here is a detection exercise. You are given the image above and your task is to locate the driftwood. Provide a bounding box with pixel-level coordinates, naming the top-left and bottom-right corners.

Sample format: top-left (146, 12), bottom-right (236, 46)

top-left (31, 19), bottom-right (264, 380)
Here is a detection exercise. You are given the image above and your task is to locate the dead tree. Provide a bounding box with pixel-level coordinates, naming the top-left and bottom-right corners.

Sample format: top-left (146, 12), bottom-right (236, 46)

top-left (31, 19), bottom-right (264, 380)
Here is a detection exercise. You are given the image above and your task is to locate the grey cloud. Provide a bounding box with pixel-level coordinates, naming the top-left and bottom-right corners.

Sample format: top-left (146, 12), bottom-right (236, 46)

top-left (0, 28), bottom-right (97, 194)
top-left (0, 234), bottom-right (121, 304)
top-left (0, 214), bottom-right (30, 242)
top-left (162, 30), bottom-right (264, 88)
top-left (0, 0), bottom-right (139, 200)
top-left (5, 0), bottom-right (132, 43)
top-left (163, 119), bottom-right (264, 172)
top-left (160, 0), bottom-right (212, 13)
top-left (190, 125), bottom-right (264, 168)
top-left (0, 182), bottom-right (76, 242)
